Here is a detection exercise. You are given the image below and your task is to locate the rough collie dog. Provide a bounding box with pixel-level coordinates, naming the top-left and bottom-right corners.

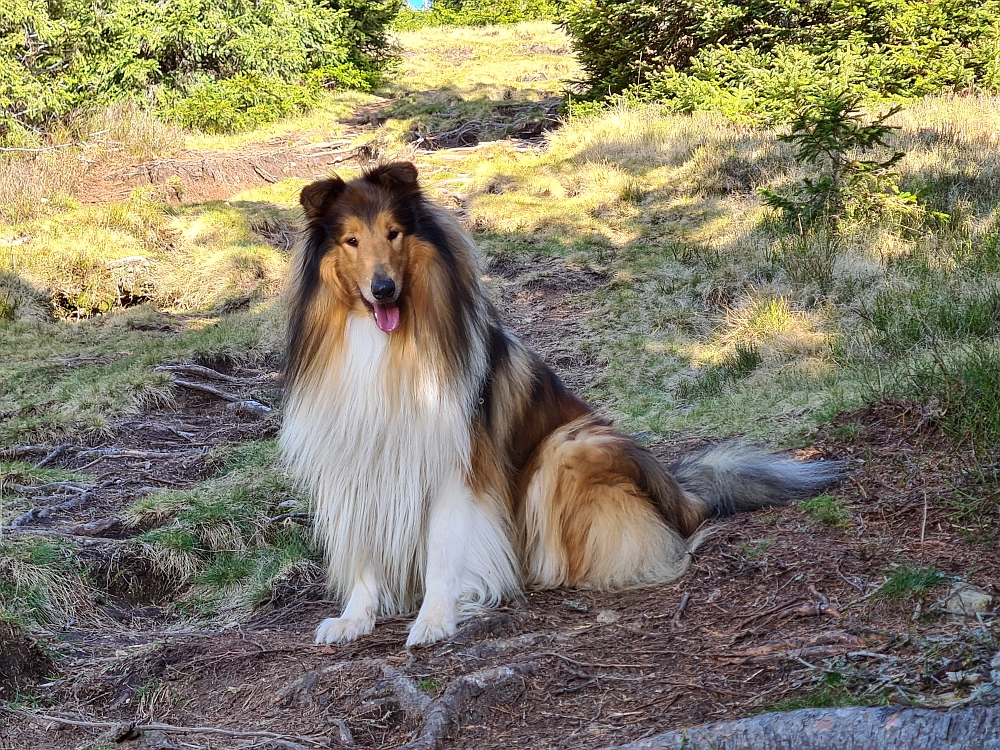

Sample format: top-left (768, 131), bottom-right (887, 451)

top-left (280, 162), bottom-right (840, 647)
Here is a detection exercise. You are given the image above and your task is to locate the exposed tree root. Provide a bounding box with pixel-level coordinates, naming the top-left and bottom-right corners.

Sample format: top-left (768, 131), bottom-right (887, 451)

top-left (602, 705), bottom-right (1000, 750)
top-left (7, 709), bottom-right (328, 747)
top-left (386, 662), bottom-right (537, 750)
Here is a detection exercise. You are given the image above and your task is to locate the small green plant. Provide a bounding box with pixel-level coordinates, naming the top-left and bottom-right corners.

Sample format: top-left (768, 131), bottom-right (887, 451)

top-left (943, 464), bottom-right (1000, 546)
top-left (738, 536), bottom-right (774, 561)
top-left (760, 92), bottom-right (919, 232)
top-left (168, 75), bottom-right (320, 135)
top-left (770, 232), bottom-right (839, 291)
top-left (416, 677), bottom-right (444, 692)
top-left (768, 672), bottom-right (872, 711)
top-left (800, 494), bottom-right (850, 529)
top-left (0, 538), bottom-right (85, 629)
top-left (0, 290), bottom-right (18, 321)
top-left (877, 564), bottom-right (947, 600)
top-left (905, 344), bottom-right (1000, 450)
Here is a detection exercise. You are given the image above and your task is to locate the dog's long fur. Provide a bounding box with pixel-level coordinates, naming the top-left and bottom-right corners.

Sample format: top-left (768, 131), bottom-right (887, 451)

top-left (280, 162), bottom-right (841, 647)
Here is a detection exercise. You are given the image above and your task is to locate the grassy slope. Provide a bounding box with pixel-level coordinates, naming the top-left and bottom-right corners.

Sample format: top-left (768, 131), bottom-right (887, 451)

top-left (2, 22), bottom-right (1000, 632)
top-left (425, 96), bottom-right (1000, 444)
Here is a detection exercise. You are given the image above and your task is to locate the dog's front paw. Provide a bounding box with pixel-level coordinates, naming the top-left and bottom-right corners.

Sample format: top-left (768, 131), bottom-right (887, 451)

top-left (316, 616), bottom-right (374, 645)
top-left (406, 612), bottom-right (457, 648)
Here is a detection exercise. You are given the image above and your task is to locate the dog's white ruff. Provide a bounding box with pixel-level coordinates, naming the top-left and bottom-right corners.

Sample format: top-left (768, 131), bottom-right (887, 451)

top-left (281, 315), bottom-right (518, 645)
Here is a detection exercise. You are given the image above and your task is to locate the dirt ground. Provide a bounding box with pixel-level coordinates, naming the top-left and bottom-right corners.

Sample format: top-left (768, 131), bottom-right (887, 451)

top-left (3, 103), bottom-right (999, 750)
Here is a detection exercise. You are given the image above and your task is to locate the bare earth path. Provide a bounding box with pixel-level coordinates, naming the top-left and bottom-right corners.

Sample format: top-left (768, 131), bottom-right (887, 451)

top-left (2, 24), bottom-right (999, 750)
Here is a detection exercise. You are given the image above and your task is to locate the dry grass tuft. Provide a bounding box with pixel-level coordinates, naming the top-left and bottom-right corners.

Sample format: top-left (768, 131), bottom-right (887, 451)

top-left (0, 538), bottom-right (90, 629)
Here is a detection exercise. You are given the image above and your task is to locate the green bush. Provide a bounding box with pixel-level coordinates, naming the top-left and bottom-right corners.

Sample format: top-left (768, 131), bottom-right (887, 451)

top-left (0, 0), bottom-right (399, 142)
top-left (168, 74), bottom-right (320, 134)
top-left (562, 0), bottom-right (1000, 122)
top-left (394, 0), bottom-right (563, 30)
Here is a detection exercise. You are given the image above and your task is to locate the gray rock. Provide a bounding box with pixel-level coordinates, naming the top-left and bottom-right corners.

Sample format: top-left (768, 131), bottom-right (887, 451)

top-left (943, 583), bottom-right (993, 615)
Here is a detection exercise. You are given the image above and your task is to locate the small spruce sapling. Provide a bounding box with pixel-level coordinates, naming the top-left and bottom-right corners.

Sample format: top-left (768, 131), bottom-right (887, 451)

top-left (760, 91), bottom-right (922, 232)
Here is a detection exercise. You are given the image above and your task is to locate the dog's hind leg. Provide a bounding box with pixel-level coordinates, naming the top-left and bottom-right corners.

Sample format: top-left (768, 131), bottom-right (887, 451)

top-left (406, 473), bottom-right (518, 648)
top-left (316, 568), bottom-right (379, 645)
top-left (523, 420), bottom-right (697, 591)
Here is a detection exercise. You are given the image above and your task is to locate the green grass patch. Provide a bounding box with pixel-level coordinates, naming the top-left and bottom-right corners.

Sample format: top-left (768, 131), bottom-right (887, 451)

top-left (416, 677), bottom-right (444, 692)
top-left (0, 538), bottom-right (86, 630)
top-left (676, 343), bottom-right (763, 402)
top-left (903, 343), bottom-right (1000, 449)
top-left (738, 536), bottom-right (774, 561)
top-left (800, 494), bottom-right (850, 529)
top-left (867, 286), bottom-right (1000, 355)
top-left (0, 301), bottom-right (281, 444)
top-left (0, 461), bottom-right (80, 486)
top-left (126, 441), bottom-right (318, 617)
top-left (768, 675), bottom-right (874, 712)
top-left (877, 565), bottom-right (947, 601)
top-left (942, 467), bottom-right (1000, 546)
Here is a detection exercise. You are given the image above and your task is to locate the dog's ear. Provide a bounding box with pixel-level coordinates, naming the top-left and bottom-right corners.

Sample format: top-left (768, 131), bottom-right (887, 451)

top-left (364, 162), bottom-right (419, 193)
top-left (300, 176), bottom-right (347, 221)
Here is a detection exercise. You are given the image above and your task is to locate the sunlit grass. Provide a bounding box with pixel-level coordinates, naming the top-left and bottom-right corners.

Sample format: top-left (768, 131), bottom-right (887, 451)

top-left (389, 22), bottom-right (577, 99)
top-left (427, 94), bottom-right (1000, 442)
top-left (184, 90), bottom-right (376, 152)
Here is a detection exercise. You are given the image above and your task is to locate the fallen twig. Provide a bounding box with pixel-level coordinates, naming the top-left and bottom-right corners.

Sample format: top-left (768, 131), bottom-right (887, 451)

top-left (835, 557), bottom-right (865, 592)
top-left (671, 592), bottom-right (691, 632)
top-left (35, 443), bottom-right (70, 468)
top-left (7, 709), bottom-right (328, 747)
top-left (172, 378), bottom-right (244, 402)
top-left (156, 364), bottom-right (246, 383)
top-left (726, 632), bottom-right (866, 664)
top-left (1, 445), bottom-right (53, 459)
top-left (227, 399), bottom-right (273, 414)
top-left (733, 596), bottom-right (806, 628)
top-left (4, 481), bottom-right (87, 494)
top-left (75, 447), bottom-right (207, 459)
top-left (252, 162), bottom-right (279, 183)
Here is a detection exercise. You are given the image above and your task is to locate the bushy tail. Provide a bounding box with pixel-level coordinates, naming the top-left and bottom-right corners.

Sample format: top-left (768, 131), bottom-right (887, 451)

top-left (670, 443), bottom-right (843, 518)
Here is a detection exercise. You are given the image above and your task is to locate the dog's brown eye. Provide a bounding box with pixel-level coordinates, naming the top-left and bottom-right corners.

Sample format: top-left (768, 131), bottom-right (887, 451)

top-left (388, 230), bottom-right (399, 241)
top-left (345, 237), bottom-right (358, 247)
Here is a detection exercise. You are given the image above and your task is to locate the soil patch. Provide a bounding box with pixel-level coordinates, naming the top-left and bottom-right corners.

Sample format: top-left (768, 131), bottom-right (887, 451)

top-left (487, 255), bottom-right (610, 393)
top-left (0, 623), bottom-right (52, 701)
top-left (77, 142), bottom-right (370, 206)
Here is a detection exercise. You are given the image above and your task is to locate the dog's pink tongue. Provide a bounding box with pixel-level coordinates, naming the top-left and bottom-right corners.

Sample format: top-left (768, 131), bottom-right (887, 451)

top-left (374, 303), bottom-right (400, 333)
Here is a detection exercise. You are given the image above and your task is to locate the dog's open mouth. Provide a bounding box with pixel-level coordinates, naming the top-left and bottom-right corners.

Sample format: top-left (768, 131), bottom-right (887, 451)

top-left (361, 297), bottom-right (400, 334)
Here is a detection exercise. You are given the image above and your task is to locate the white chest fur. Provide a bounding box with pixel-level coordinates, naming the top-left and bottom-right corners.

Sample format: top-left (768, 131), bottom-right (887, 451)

top-left (280, 315), bottom-right (471, 614)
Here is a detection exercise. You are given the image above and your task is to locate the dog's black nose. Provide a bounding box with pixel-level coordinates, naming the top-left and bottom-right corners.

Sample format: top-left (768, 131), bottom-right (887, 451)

top-left (371, 276), bottom-right (396, 302)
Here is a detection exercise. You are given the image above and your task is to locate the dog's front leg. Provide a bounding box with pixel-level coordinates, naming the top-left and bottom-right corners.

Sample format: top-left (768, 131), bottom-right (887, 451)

top-left (316, 569), bottom-right (379, 645)
top-left (406, 477), bottom-right (468, 648)
top-left (407, 474), bottom-right (515, 648)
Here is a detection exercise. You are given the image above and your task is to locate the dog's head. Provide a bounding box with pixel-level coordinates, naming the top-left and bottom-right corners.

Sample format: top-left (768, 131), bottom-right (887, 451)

top-left (299, 162), bottom-right (423, 334)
